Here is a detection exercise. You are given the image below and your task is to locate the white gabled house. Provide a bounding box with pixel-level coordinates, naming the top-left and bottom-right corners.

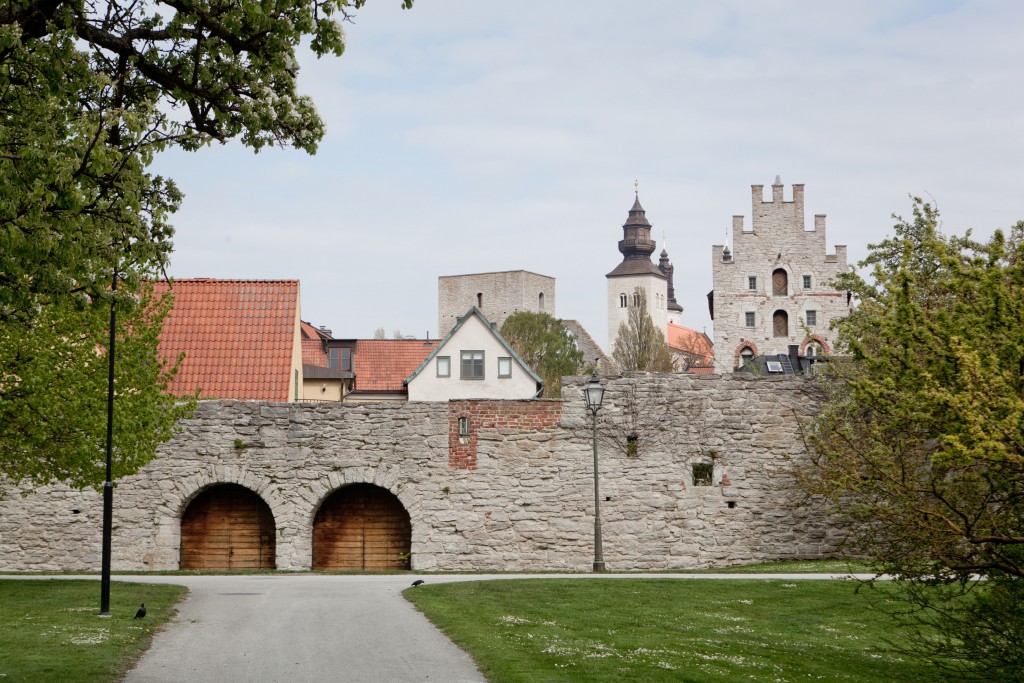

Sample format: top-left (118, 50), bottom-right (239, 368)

top-left (405, 307), bottom-right (543, 401)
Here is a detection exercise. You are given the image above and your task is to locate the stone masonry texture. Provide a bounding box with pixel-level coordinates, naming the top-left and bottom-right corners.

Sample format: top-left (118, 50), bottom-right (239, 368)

top-left (0, 374), bottom-right (841, 572)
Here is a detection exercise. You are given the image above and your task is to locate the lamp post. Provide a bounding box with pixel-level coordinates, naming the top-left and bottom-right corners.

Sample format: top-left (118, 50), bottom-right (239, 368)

top-left (100, 270), bottom-right (117, 617)
top-left (584, 374), bottom-right (606, 572)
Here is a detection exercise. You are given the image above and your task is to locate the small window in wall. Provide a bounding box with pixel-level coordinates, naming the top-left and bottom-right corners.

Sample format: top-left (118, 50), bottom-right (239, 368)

top-left (805, 310), bottom-right (817, 327)
top-left (806, 341), bottom-right (824, 358)
top-left (619, 293), bottom-right (627, 308)
top-left (773, 310), bottom-right (789, 337)
top-left (477, 292), bottom-right (483, 308)
top-left (632, 292), bottom-right (641, 306)
top-left (693, 463), bottom-right (713, 486)
top-left (497, 357), bottom-right (512, 378)
top-left (461, 351), bottom-right (484, 379)
top-left (802, 274), bottom-right (812, 290)
top-left (747, 275), bottom-right (757, 291)
top-left (744, 311), bottom-right (755, 327)
top-left (436, 356), bottom-right (451, 377)
top-left (458, 416), bottom-right (470, 444)
top-left (539, 292), bottom-right (545, 311)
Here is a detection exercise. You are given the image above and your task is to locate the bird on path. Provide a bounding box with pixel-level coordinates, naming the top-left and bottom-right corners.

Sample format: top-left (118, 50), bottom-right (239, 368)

top-left (411, 580), bottom-right (425, 587)
top-left (134, 603), bottom-right (147, 619)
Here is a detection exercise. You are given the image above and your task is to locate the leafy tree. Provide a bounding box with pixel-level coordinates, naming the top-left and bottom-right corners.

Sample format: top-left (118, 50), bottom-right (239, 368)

top-left (612, 288), bottom-right (674, 372)
top-left (1, 0), bottom-right (411, 487)
top-left (500, 312), bottom-right (583, 397)
top-left (800, 199), bottom-right (1024, 678)
top-left (0, 286), bottom-right (195, 488)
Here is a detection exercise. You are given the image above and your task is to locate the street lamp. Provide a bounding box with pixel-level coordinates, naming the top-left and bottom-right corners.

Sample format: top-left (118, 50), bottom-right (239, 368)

top-left (584, 374), bottom-right (606, 572)
top-left (100, 270), bottom-right (117, 617)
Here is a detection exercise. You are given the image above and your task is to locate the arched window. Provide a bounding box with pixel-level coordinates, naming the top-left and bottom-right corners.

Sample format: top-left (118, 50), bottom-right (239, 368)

top-left (538, 292), bottom-right (545, 311)
top-left (773, 310), bottom-right (789, 337)
top-left (476, 292), bottom-right (483, 308)
top-left (739, 346), bottom-right (755, 366)
top-left (619, 293), bottom-right (627, 308)
top-left (806, 341), bottom-right (824, 358)
top-left (772, 268), bottom-right (788, 296)
top-left (633, 292), bottom-right (641, 307)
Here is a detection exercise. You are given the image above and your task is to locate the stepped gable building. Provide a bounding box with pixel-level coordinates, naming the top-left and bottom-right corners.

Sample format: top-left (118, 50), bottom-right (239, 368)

top-left (437, 270), bottom-right (555, 337)
top-left (710, 179), bottom-right (849, 372)
top-left (606, 193), bottom-right (683, 354)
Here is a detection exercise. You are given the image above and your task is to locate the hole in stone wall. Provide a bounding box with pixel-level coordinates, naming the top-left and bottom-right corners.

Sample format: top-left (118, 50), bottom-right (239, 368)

top-left (727, 501), bottom-right (736, 509)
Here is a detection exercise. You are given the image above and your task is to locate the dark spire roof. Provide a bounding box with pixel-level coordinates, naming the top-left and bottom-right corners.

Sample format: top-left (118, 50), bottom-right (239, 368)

top-left (658, 249), bottom-right (684, 313)
top-left (606, 194), bottom-right (665, 279)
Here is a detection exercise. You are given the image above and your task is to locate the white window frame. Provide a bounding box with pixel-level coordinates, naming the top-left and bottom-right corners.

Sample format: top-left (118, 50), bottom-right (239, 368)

top-left (747, 275), bottom-right (757, 291)
top-left (802, 274), bottom-right (812, 290)
top-left (436, 356), bottom-right (450, 378)
top-left (461, 350), bottom-right (485, 379)
top-left (497, 357), bottom-right (512, 378)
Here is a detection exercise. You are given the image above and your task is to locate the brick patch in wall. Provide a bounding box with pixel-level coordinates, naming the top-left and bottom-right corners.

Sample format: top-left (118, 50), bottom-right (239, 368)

top-left (448, 400), bottom-right (562, 469)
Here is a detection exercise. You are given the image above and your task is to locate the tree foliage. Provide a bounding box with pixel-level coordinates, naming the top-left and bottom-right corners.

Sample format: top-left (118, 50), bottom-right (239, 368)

top-left (500, 312), bottom-right (583, 398)
top-left (1, 0), bottom-right (410, 487)
top-left (612, 288), bottom-right (674, 372)
top-left (800, 199), bottom-right (1024, 678)
top-left (0, 286), bottom-right (195, 488)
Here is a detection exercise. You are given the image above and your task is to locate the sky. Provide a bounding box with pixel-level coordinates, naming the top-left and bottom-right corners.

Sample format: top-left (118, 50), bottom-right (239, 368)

top-left (154, 0), bottom-right (1024, 350)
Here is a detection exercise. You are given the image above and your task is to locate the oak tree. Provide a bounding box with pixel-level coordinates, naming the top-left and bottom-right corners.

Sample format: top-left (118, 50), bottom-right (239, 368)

top-left (1, 0), bottom-right (411, 487)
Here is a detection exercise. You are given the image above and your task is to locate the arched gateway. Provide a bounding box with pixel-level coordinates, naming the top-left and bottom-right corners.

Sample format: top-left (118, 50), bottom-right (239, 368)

top-left (180, 484), bottom-right (276, 570)
top-left (312, 483), bottom-right (411, 570)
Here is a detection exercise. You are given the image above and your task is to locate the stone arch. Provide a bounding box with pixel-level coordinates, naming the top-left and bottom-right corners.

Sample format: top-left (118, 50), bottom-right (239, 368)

top-left (312, 483), bottom-right (412, 570)
top-left (180, 483), bottom-right (276, 569)
top-left (734, 342), bottom-right (758, 368)
top-left (800, 335), bottom-right (831, 357)
top-left (157, 466), bottom-right (290, 571)
top-left (301, 465), bottom-right (423, 570)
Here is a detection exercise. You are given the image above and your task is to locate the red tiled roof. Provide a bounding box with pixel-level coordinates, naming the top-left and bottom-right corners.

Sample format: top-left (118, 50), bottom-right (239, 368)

top-left (301, 320), bottom-right (332, 341)
top-left (302, 339), bottom-right (327, 367)
top-left (353, 339), bottom-right (439, 393)
top-left (154, 279), bottom-right (300, 401)
top-left (667, 323), bottom-right (714, 365)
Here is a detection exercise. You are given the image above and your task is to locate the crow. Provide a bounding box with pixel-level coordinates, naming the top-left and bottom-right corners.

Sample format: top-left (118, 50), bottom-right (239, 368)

top-left (411, 579), bottom-right (425, 587)
top-left (134, 603), bottom-right (147, 619)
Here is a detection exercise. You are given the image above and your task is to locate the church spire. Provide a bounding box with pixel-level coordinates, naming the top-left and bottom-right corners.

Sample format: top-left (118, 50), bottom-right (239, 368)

top-left (606, 193), bottom-right (665, 278)
top-left (659, 248), bottom-right (684, 314)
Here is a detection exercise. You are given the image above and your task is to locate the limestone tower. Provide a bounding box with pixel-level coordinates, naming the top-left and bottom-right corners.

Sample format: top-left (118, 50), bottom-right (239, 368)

top-left (710, 179), bottom-right (849, 371)
top-left (606, 194), bottom-right (668, 354)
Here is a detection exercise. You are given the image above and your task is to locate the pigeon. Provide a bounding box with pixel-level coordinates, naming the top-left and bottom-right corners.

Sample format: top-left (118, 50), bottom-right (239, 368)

top-left (134, 603), bottom-right (147, 619)
top-left (411, 579), bottom-right (425, 587)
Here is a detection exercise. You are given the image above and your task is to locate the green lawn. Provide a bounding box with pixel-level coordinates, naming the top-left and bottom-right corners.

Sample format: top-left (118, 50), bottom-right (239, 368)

top-left (0, 580), bottom-right (187, 683)
top-left (405, 578), bottom-right (945, 682)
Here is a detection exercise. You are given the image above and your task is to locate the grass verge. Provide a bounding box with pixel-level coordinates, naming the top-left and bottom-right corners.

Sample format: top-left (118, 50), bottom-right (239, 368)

top-left (0, 580), bottom-right (187, 683)
top-left (405, 578), bottom-right (944, 682)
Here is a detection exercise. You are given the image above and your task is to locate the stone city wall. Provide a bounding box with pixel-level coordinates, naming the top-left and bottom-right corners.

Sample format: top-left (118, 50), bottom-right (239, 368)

top-left (0, 373), bottom-right (841, 572)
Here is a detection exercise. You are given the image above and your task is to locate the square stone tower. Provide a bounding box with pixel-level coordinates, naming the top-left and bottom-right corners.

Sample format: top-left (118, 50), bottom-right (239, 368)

top-left (438, 271), bottom-right (555, 337)
top-left (711, 179), bottom-right (849, 371)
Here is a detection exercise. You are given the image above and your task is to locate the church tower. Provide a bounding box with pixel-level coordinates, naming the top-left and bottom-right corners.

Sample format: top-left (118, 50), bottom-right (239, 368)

top-left (606, 193), bottom-right (668, 354)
